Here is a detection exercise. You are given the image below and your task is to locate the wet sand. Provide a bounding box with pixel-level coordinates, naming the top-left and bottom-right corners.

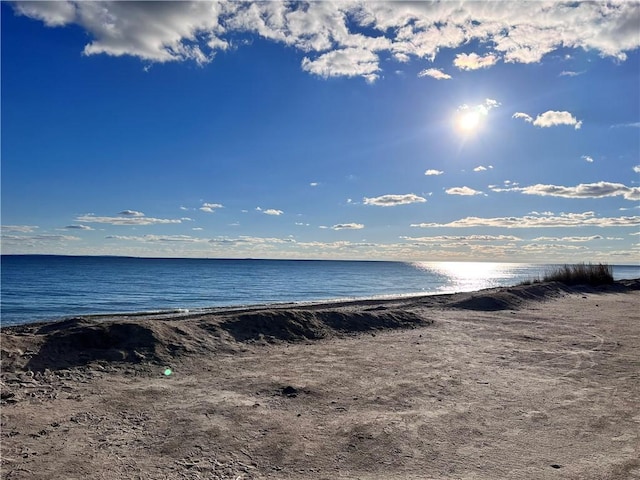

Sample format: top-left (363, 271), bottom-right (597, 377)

top-left (1, 280), bottom-right (639, 479)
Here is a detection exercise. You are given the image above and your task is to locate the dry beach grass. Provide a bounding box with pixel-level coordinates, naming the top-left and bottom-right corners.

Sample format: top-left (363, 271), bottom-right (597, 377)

top-left (1, 280), bottom-right (639, 479)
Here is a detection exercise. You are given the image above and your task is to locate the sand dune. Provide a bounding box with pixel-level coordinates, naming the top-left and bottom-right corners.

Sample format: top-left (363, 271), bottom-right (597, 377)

top-left (1, 280), bottom-right (639, 479)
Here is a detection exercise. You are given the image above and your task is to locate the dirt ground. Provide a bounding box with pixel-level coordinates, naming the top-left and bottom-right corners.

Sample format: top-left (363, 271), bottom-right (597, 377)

top-left (1, 281), bottom-right (639, 479)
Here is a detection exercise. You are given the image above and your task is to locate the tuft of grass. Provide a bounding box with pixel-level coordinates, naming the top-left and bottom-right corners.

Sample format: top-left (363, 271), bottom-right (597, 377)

top-left (542, 262), bottom-right (614, 286)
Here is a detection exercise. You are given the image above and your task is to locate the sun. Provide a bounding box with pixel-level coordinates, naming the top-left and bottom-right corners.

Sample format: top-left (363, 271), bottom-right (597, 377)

top-left (458, 110), bottom-right (481, 131)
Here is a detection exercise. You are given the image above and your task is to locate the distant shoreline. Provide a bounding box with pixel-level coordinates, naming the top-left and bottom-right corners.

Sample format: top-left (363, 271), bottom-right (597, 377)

top-left (3, 253), bottom-right (639, 266)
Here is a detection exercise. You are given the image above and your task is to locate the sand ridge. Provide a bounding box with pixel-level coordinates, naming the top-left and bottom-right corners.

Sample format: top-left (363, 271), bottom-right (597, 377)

top-left (1, 280), bottom-right (639, 479)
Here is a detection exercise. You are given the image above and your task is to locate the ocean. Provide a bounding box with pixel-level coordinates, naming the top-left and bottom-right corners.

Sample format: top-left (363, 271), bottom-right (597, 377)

top-left (1, 255), bottom-right (638, 326)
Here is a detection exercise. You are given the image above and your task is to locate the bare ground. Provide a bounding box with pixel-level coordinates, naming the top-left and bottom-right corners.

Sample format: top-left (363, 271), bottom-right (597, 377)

top-left (1, 281), bottom-right (639, 479)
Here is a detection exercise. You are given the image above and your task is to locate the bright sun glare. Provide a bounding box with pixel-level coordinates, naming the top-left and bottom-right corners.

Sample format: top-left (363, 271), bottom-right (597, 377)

top-left (458, 111), bottom-right (481, 131)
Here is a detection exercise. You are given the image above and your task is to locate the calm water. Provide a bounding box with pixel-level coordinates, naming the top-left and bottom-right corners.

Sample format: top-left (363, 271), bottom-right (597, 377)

top-left (1, 255), bottom-right (638, 326)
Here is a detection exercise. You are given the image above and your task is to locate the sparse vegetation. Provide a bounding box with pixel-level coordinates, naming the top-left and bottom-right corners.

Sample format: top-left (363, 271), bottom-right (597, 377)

top-left (543, 263), bottom-right (614, 286)
top-left (519, 263), bottom-right (615, 286)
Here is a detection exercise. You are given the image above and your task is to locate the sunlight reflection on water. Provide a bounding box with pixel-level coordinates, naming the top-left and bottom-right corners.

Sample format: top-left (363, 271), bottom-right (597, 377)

top-left (410, 261), bottom-right (543, 293)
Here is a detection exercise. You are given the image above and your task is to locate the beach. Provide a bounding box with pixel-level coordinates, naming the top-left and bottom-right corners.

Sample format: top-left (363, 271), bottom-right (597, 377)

top-left (1, 280), bottom-right (639, 479)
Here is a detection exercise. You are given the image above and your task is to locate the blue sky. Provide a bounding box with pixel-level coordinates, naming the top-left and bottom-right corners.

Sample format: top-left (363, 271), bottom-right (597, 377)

top-left (1, 1), bottom-right (639, 262)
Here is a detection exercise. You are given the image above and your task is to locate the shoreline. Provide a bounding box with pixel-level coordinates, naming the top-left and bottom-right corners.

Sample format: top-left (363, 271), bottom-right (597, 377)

top-left (2, 279), bottom-right (639, 479)
top-left (3, 256), bottom-right (639, 327)
top-left (5, 277), bottom-right (639, 329)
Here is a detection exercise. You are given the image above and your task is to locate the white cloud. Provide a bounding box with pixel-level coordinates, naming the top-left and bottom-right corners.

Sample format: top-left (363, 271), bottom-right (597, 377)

top-left (633, 165), bottom-right (640, 173)
top-left (2, 234), bottom-right (81, 243)
top-left (13, 1), bottom-right (640, 81)
top-left (559, 70), bottom-right (585, 77)
top-left (401, 235), bottom-right (522, 243)
top-left (532, 235), bottom-right (604, 242)
top-left (331, 223), bottom-right (364, 230)
top-left (459, 98), bottom-right (500, 116)
top-left (302, 48), bottom-right (380, 83)
top-left (309, 182), bottom-right (319, 187)
top-left (76, 213), bottom-right (182, 225)
top-left (455, 99), bottom-right (500, 132)
top-left (199, 202), bottom-right (224, 213)
top-left (119, 210), bottom-right (144, 217)
top-left (425, 169), bottom-right (444, 176)
top-left (106, 234), bottom-right (209, 243)
top-left (519, 182), bottom-right (640, 201)
top-left (453, 52), bottom-right (498, 70)
top-left (363, 193), bottom-right (427, 207)
top-left (582, 155), bottom-right (594, 163)
top-left (445, 186), bottom-right (483, 196)
top-left (533, 110), bottom-right (582, 129)
top-left (1, 225), bottom-right (39, 233)
top-left (512, 112), bottom-right (533, 123)
top-left (17, 1), bottom-right (229, 64)
top-left (410, 211), bottom-right (640, 229)
top-left (64, 225), bottom-right (94, 230)
top-left (473, 165), bottom-right (492, 172)
top-left (13, 1), bottom-right (76, 27)
top-left (418, 68), bottom-right (451, 80)
top-left (513, 110), bottom-right (582, 129)
top-left (256, 207), bottom-right (283, 216)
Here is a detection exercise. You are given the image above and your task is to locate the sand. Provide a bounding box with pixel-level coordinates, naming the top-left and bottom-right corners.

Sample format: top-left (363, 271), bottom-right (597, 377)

top-left (1, 280), bottom-right (639, 479)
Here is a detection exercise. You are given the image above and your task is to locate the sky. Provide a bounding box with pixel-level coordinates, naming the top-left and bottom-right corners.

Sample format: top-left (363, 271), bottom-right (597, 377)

top-left (1, 1), bottom-right (639, 263)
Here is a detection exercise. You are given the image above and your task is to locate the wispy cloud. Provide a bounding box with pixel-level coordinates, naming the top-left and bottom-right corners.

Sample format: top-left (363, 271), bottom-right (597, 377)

top-left (363, 194), bottom-right (427, 207)
top-left (418, 68), bottom-right (451, 80)
top-left (107, 234), bottom-right (295, 247)
top-left (494, 182), bottom-right (640, 201)
top-left (559, 70), bottom-right (585, 77)
top-left (76, 213), bottom-right (182, 225)
top-left (199, 202), bottom-right (224, 213)
top-left (119, 210), bottom-right (144, 217)
top-left (513, 110), bottom-right (582, 129)
top-left (331, 223), bottom-right (364, 230)
top-left (473, 165), bottom-right (493, 172)
top-left (531, 235), bottom-right (606, 242)
top-left (425, 169), bottom-right (444, 176)
top-left (411, 211), bottom-right (640, 228)
top-left (1, 225), bottom-right (39, 233)
top-left (581, 155), bottom-right (594, 163)
top-left (611, 122), bottom-right (640, 128)
top-left (633, 165), bottom-right (640, 173)
top-left (445, 186), bottom-right (483, 196)
top-left (64, 225), bottom-right (94, 230)
top-left (401, 235), bottom-right (522, 243)
top-left (512, 112), bottom-right (533, 123)
top-left (2, 234), bottom-right (81, 242)
top-left (106, 234), bottom-right (209, 243)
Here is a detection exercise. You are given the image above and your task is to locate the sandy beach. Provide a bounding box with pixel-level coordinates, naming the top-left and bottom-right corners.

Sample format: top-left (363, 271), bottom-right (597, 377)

top-left (1, 280), bottom-right (639, 479)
